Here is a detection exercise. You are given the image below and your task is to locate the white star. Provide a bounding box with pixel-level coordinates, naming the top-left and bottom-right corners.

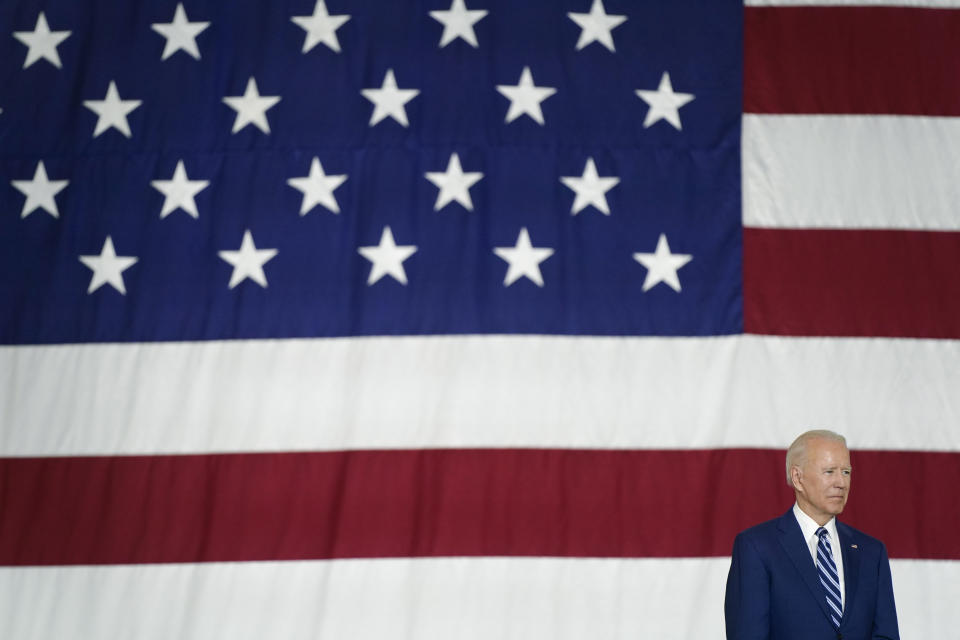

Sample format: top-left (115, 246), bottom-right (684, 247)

top-left (13, 12), bottom-right (71, 69)
top-left (218, 230), bottom-right (278, 289)
top-left (429, 0), bottom-right (488, 48)
top-left (78, 236), bottom-right (138, 295)
top-left (361, 69), bottom-right (420, 127)
top-left (425, 153), bottom-right (483, 211)
top-left (635, 71), bottom-right (695, 130)
top-left (286, 157), bottom-right (348, 215)
top-left (82, 81), bottom-right (142, 138)
top-left (150, 160), bottom-right (210, 219)
top-left (496, 66), bottom-right (556, 126)
top-left (358, 226), bottom-right (417, 285)
top-left (567, 0), bottom-right (626, 52)
top-left (222, 77), bottom-right (281, 134)
top-left (151, 3), bottom-right (210, 60)
top-left (291, 0), bottom-right (350, 54)
top-left (493, 227), bottom-right (555, 287)
top-left (11, 161), bottom-right (69, 219)
top-left (559, 157), bottom-right (620, 216)
top-left (632, 233), bottom-right (693, 292)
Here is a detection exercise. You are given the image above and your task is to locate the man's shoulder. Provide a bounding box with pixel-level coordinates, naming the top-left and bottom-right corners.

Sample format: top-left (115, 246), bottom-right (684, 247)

top-left (837, 520), bottom-right (888, 554)
top-left (736, 510), bottom-right (792, 539)
top-left (732, 511), bottom-right (793, 552)
top-left (737, 516), bottom-right (782, 539)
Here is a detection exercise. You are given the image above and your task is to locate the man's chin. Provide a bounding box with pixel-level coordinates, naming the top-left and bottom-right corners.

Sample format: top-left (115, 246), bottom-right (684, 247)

top-left (828, 501), bottom-right (847, 514)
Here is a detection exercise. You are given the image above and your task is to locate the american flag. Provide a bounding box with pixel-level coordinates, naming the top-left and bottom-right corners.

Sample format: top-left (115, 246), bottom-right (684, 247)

top-left (1, 0), bottom-right (958, 637)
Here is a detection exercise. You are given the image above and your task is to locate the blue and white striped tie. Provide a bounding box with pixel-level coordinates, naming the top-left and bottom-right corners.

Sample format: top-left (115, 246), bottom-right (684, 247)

top-left (816, 527), bottom-right (843, 629)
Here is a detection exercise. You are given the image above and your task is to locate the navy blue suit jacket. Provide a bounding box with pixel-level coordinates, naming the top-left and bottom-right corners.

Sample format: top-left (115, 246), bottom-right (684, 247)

top-left (724, 509), bottom-right (899, 640)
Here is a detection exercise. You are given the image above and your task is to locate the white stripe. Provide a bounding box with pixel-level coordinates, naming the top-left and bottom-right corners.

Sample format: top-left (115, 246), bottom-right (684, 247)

top-left (819, 572), bottom-right (842, 602)
top-left (0, 558), bottom-right (953, 639)
top-left (891, 560), bottom-right (957, 633)
top-left (2, 335), bottom-right (959, 455)
top-left (817, 552), bottom-right (841, 587)
top-left (0, 558), bottom-right (729, 640)
top-left (816, 543), bottom-right (838, 576)
top-left (816, 548), bottom-right (840, 587)
top-left (746, 0), bottom-right (960, 6)
top-left (821, 587), bottom-right (843, 616)
top-left (743, 115), bottom-right (960, 230)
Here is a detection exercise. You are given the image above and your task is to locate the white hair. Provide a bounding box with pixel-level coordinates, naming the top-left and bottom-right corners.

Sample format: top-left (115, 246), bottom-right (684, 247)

top-left (785, 430), bottom-right (847, 487)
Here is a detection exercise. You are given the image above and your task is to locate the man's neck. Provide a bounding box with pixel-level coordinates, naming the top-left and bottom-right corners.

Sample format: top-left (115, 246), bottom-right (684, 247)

top-left (795, 498), bottom-right (832, 527)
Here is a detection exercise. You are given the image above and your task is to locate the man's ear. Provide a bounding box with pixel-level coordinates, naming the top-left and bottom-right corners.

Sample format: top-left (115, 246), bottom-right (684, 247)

top-left (791, 466), bottom-right (803, 490)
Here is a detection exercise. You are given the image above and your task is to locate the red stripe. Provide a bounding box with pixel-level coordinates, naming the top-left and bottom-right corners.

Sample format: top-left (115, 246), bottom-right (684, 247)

top-left (1, 448), bottom-right (956, 565)
top-left (744, 7), bottom-right (960, 115)
top-left (743, 228), bottom-right (960, 338)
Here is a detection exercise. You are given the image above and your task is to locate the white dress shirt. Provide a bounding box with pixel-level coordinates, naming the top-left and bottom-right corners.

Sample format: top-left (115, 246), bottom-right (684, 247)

top-left (793, 502), bottom-right (846, 609)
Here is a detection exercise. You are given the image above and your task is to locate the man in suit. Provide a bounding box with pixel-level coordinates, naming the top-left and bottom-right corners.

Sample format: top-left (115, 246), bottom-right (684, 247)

top-left (724, 430), bottom-right (899, 639)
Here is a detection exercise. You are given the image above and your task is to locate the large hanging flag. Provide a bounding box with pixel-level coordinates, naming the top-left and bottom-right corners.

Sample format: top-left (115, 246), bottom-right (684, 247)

top-left (1, 0), bottom-right (958, 637)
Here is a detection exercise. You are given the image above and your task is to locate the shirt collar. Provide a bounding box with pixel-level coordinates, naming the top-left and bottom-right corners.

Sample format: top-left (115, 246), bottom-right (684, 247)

top-left (793, 502), bottom-right (838, 543)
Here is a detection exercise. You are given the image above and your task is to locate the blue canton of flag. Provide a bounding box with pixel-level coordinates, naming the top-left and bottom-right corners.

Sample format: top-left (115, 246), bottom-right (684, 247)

top-left (1, 0), bottom-right (741, 344)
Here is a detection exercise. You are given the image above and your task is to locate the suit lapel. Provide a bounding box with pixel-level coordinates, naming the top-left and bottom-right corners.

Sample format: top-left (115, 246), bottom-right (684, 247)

top-left (776, 510), bottom-right (835, 626)
top-left (837, 521), bottom-right (860, 625)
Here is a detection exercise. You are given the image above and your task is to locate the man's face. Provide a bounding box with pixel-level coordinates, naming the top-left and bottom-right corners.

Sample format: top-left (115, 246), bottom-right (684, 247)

top-left (793, 438), bottom-right (851, 525)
